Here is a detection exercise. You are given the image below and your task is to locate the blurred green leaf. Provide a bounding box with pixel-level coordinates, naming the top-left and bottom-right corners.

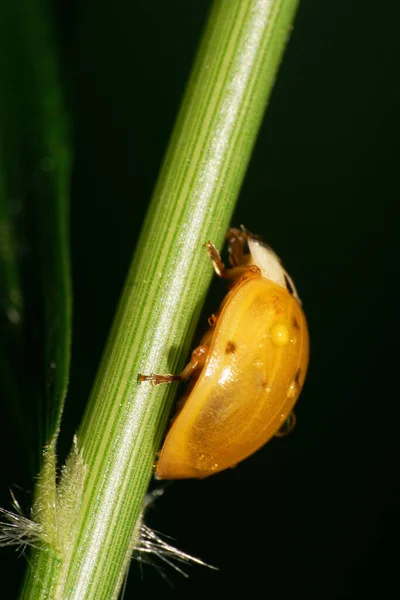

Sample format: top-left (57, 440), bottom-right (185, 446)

top-left (0, 0), bottom-right (71, 475)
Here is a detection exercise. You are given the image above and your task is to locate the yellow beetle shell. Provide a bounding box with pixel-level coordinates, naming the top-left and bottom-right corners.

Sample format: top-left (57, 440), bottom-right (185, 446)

top-left (156, 264), bottom-right (309, 480)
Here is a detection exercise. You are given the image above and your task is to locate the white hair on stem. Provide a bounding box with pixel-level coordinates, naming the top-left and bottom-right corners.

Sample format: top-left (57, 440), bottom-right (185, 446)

top-left (1, 486), bottom-right (217, 583)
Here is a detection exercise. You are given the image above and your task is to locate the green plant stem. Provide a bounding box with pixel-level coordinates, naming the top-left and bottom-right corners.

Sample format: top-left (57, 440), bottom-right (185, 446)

top-left (21, 1), bottom-right (299, 597)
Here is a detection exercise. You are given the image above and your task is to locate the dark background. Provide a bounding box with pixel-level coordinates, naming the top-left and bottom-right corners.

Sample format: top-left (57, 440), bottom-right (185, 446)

top-left (1, 0), bottom-right (400, 598)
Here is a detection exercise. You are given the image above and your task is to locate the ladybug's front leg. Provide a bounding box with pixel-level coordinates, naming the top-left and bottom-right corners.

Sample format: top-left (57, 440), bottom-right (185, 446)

top-left (139, 345), bottom-right (209, 386)
top-left (226, 227), bottom-right (248, 267)
top-left (206, 241), bottom-right (260, 280)
top-left (208, 226), bottom-right (253, 272)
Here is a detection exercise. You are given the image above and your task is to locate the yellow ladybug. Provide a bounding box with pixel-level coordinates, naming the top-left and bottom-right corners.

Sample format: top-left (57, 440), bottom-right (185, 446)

top-left (140, 227), bottom-right (309, 479)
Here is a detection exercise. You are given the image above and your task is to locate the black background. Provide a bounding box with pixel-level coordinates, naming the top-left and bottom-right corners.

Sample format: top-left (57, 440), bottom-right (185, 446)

top-left (1, 1), bottom-right (400, 598)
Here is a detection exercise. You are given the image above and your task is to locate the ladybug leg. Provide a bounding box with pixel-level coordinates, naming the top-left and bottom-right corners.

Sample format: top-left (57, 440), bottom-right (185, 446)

top-left (206, 241), bottom-right (260, 280)
top-left (139, 345), bottom-right (209, 386)
top-left (226, 227), bottom-right (248, 267)
top-left (178, 345), bottom-right (209, 381)
top-left (208, 313), bottom-right (217, 327)
top-left (274, 412), bottom-right (297, 437)
top-left (139, 373), bottom-right (181, 385)
top-left (205, 241), bottom-right (226, 277)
